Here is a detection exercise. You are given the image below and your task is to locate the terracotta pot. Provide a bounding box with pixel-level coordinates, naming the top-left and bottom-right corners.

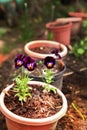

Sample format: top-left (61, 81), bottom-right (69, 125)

top-left (24, 40), bottom-right (67, 59)
top-left (0, 81), bottom-right (68, 130)
top-left (0, 54), bottom-right (9, 65)
top-left (69, 12), bottom-right (87, 19)
top-left (56, 17), bottom-right (82, 38)
top-left (46, 21), bottom-right (72, 46)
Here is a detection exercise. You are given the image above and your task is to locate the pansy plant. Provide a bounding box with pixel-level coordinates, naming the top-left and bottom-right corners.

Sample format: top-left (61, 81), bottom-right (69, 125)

top-left (42, 56), bottom-right (57, 93)
top-left (51, 48), bottom-right (65, 67)
top-left (14, 54), bottom-right (36, 103)
top-left (14, 49), bottom-right (64, 103)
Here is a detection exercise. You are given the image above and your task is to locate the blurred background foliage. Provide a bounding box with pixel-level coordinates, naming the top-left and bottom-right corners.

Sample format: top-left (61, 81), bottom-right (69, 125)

top-left (0, 0), bottom-right (87, 55)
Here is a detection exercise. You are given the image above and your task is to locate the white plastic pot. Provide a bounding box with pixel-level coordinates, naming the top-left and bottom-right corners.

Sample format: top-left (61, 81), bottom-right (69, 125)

top-left (24, 40), bottom-right (68, 59)
top-left (0, 81), bottom-right (68, 130)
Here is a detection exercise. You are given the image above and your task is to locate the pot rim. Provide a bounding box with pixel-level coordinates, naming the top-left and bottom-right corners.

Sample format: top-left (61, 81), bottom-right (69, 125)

top-left (69, 12), bottom-right (87, 18)
top-left (24, 40), bottom-right (67, 59)
top-left (56, 17), bottom-right (82, 23)
top-left (46, 21), bottom-right (72, 30)
top-left (0, 81), bottom-right (68, 126)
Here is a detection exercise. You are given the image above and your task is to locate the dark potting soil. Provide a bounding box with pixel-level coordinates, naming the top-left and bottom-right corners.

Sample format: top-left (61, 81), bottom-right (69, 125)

top-left (4, 84), bottom-right (62, 118)
top-left (30, 46), bottom-right (62, 54)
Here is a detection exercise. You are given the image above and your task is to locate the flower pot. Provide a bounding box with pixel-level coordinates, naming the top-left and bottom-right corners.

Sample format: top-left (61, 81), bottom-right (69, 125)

top-left (28, 65), bottom-right (66, 90)
top-left (0, 81), bottom-right (68, 130)
top-left (56, 17), bottom-right (82, 38)
top-left (68, 12), bottom-right (87, 19)
top-left (46, 21), bottom-right (72, 46)
top-left (0, 54), bottom-right (9, 65)
top-left (24, 40), bottom-right (67, 60)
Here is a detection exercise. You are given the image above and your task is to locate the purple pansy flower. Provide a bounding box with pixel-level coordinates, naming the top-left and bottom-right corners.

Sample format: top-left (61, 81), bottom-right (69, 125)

top-left (44, 56), bottom-right (55, 69)
top-left (23, 56), bottom-right (31, 68)
top-left (51, 49), bottom-right (61, 59)
top-left (15, 54), bottom-right (25, 69)
top-left (23, 56), bottom-right (36, 71)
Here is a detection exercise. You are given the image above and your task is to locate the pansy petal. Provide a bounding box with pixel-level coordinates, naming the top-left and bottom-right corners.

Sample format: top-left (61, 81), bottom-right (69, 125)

top-left (51, 49), bottom-right (59, 55)
top-left (51, 49), bottom-right (61, 59)
top-left (44, 56), bottom-right (55, 69)
top-left (27, 62), bottom-right (36, 71)
top-left (23, 56), bottom-right (31, 68)
top-left (14, 54), bottom-right (24, 69)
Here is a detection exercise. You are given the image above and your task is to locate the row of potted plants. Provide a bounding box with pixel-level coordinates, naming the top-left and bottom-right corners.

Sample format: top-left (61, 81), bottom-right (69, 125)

top-left (1, 10), bottom-right (87, 129)
top-left (0, 40), bottom-right (68, 130)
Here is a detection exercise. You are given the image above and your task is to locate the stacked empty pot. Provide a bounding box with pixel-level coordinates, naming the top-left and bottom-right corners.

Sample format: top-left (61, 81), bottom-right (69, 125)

top-left (46, 20), bottom-right (72, 47)
top-left (69, 11), bottom-right (87, 20)
top-left (56, 17), bottom-right (82, 39)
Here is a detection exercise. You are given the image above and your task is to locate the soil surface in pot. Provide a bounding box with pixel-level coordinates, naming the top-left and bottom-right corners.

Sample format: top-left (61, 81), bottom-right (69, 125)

top-left (30, 46), bottom-right (62, 54)
top-left (4, 84), bottom-right (62, 118)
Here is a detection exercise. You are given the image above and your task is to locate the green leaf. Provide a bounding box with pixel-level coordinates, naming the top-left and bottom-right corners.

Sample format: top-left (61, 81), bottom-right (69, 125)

top-left (47, 32), bottom-right (53, 40)
top-left (77, 48), bottom-right (85, 55)
top-left (80, 41), bottom-right (84, 46)
top-left (83, 43), bottom-right (87, 50)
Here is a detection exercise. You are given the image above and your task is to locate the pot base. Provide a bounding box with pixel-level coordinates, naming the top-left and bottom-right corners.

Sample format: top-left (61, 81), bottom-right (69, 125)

top-left (6, 118), bottom-right (57, 130)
